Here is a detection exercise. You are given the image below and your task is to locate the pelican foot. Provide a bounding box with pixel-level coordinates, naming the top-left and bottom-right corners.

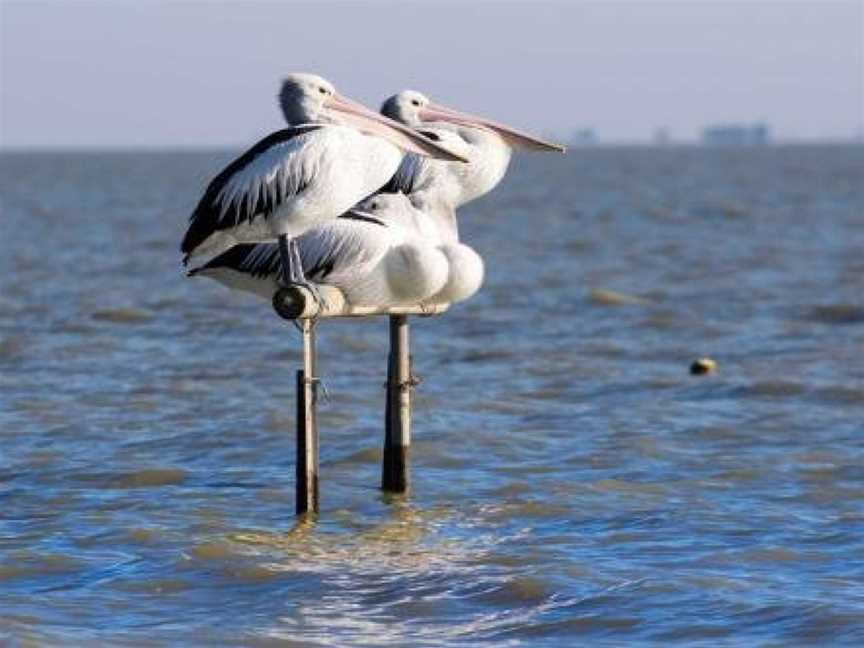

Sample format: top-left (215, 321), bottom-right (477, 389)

top-left (296, 280), bottom-right (326, 313)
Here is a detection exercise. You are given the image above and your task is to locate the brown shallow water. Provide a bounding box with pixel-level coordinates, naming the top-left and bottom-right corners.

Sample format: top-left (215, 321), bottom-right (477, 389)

top-left (0, 145), bottom-right (862, 645)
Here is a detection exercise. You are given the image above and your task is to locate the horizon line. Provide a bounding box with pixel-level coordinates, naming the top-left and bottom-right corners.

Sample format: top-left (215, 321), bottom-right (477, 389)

top-left (1, 136), bottom-right (862, 155)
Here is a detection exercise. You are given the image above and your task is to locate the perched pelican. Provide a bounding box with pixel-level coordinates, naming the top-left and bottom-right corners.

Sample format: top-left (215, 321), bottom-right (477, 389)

top-left (180, 73), bottom-right (467, 289)
top-left (189, 194), bottom-right (449, 307)
top-left (191, 130), bottom-right (490, 307)
top-left (380, 90), bottom-right (565, 238)
top-left (369, 91), bottom-right (565, 303)
top-left (366, 127), bottom-right (487, 304)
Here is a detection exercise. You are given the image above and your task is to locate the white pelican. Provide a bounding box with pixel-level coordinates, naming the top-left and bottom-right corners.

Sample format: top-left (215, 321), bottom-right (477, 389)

top-left (379, 90), bottom-right (565, 239)
top-left (180, 73), bottom-right (467, 289)
top-left (189, 194), bottom-right (449, 307)
top-left (369, 92), bottom-right (565, 303)
top-left (366, 128), bottom-right (487, 304)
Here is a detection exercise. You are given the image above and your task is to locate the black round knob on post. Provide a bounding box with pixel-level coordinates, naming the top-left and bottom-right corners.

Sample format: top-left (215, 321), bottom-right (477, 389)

top-left (272, 286), bottom-right (307, 320)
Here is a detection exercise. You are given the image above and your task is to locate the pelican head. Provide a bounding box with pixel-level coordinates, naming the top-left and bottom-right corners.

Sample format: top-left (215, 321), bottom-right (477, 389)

top-left (278, 73), bottom-right (469, 162)
top-left (380, 90), bottom-right (431, 127)
top-left (351, 192), bottom-right (446, 241)
top-left (278, 73), bottom-right (337, 124)
top-left (350, 192), bottom-right (415, 224)
top-left (381, 89), bottom-right (566, 153)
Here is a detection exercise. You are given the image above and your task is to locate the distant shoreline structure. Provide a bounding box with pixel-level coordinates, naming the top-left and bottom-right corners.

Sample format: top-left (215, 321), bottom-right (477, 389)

top-left (701, 122), bottom-right (770, 146)
top-left (559, 122), bottom-right (863, 149)
top-left (560, 137), bottom-right (859, 150)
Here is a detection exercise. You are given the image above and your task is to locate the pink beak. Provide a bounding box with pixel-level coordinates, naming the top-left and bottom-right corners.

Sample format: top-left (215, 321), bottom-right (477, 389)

top-left (419, 102), bottom-right (566, 153)
top-left (327, 94), bottom-right (469, 163)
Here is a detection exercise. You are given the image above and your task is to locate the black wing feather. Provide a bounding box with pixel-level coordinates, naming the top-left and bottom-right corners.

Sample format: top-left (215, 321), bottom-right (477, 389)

top-left (377, 131), bottom-right (443, 196)
top-left (188, 244), bottom-right (281, 279)
top-left (180, 125), bottom-right (322, 260)
top-left (188, 239), bottom-right (337, 283)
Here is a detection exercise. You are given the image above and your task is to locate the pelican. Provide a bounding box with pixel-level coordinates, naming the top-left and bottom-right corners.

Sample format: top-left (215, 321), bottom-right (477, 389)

top-left (379, 89), bottom-right (566, 239)
top-left (189, 194), bottom-right (450, 307)
top-left (180, 73), bottom-right (467, 290)
top-left (368, 128), bottom-right (487, 304)
top-left (368, 92), bottom-right (566, 303)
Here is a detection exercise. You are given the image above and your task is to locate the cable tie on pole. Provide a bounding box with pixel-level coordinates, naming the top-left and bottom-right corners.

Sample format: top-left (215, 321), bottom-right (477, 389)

top-left (401, 374), bottom-right (421, 389)
top-left (317, 377), bottom-right (331, 403)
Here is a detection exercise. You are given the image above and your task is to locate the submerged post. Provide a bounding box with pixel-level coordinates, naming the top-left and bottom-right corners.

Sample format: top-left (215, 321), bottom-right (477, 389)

top-left (296, 318), bottom-right (319, 515)
top-left (272, 286), bottom-right (445, 506)
top-left (382, 315), bottom-right (412, 492)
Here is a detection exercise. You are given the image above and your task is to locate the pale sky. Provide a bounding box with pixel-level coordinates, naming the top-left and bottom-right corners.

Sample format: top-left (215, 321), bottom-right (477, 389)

top-left (1, 1), bottom-right (862, 148)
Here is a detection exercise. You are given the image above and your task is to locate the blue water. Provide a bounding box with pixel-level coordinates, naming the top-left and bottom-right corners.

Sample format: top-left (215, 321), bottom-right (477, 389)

top-left (1, 145), bottom-right (863, 645)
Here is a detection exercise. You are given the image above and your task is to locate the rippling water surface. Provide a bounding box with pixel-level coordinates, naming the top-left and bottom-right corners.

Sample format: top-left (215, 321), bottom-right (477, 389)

top-left (1, 145), bottom-right (862, 645)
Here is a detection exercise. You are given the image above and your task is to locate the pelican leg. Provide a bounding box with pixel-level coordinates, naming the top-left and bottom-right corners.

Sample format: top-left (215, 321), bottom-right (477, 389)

top-left (289, 238), bottom-right (307, 285)
top-left (278, 234), bottom-right (295, 286)
top-left (289, 238), bottom-right (324, 308)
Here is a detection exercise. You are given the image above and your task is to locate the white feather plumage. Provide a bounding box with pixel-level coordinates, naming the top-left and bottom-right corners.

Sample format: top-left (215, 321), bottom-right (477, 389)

top-left (184, 125), bottom-right (404, 264)
top-left (194, 193), bottom-right (450, 307)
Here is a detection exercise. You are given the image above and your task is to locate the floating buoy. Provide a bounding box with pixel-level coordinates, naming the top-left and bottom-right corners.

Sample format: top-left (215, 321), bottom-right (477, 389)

top-left (690, 357), bottom-right (717, 375)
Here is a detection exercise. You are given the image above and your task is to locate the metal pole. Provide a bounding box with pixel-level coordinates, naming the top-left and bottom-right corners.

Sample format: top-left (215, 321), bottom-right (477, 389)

top-left (296, 318), bottom-right (319, 514)
top-left (382, 315), bottom-right (411, 492)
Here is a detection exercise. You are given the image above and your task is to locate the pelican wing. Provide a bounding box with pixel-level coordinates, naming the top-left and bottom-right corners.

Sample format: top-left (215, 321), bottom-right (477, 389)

top-left (181, 125), bottom-right (323, 262)
top-left (190, 216), bottom-right (392, 288)
top-left (379, 152), bottom-right (423, 195)
top-left (379, 132), bottom-right (446, 196)
top-left (379, 128), bottom-right (462, 197)
top-left (187, 243), bottom-right (279, 278)
top-left (298, 216), bottom-right (391, 284)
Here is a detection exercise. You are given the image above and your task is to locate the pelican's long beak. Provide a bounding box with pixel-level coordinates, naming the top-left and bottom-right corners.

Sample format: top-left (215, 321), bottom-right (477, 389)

top-left (344, 207), bottom-right (375, 219)
top-left (341, 207), bottom-right (387, 227)
top-left (327, 94), bottom-right (469, 163)
top-left (420, 103), bottom-right (566, 153)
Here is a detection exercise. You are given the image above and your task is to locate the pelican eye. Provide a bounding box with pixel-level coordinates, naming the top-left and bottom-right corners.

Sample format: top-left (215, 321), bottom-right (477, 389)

top-left (369, 201), bottom-right (379, 210)
top-left (318, 87), bottom-right (327, 95)
top-left (411, 99), bottom-right (420, 106)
